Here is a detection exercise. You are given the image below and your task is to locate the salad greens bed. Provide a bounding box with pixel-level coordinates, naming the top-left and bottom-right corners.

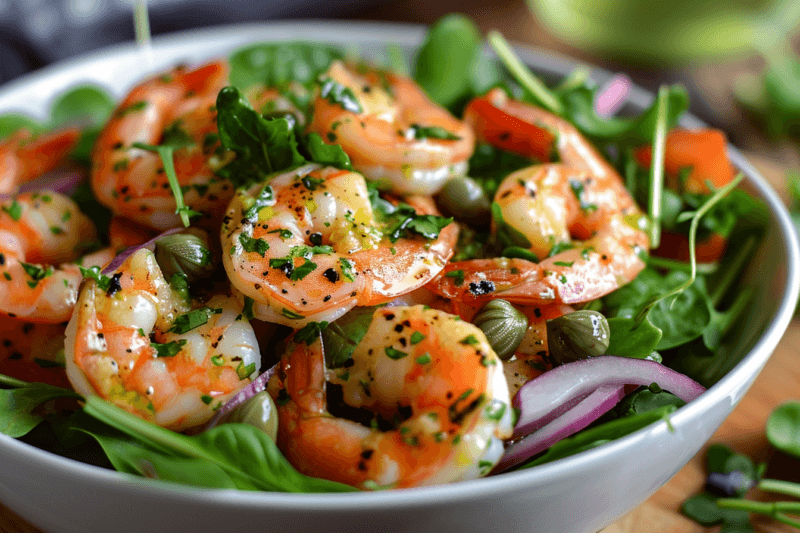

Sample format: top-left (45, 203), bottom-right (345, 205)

top-left (0, 13), bottom-right (770, 492)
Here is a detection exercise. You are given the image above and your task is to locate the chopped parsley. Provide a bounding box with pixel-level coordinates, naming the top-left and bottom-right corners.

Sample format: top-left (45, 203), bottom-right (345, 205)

top-left (2, 200), bottom-right (22, 221)
top-left (318, 76), bottom-right (363, 113)
top-left (407, 124), bottom-right (461, 141)
top-left (168, 307), bottom-right (223, 334)
top-left (151, 339), bottom-right (186, 358)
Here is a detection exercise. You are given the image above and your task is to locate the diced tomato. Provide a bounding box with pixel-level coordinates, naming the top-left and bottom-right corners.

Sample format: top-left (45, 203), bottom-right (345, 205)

top-left (634, 128), bottom-right (735, 194)
top-left (463, 88), bottom-right (556, 163)
top-left (654, 230), bottom-right (728, 263)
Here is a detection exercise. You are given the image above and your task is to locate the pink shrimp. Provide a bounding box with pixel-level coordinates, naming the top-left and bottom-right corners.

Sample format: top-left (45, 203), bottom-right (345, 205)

top-left (306, 61), bottom-right (475, 195)
top-left (266, 305), bottom-right (512, 489)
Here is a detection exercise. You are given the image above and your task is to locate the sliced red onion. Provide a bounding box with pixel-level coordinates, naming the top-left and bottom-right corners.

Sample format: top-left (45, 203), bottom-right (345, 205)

top-left (19, 170), bottom-right (86, 196)
top-left (496, 385), bottom-right (624, 473)
top-left (595, 74), bottom-right (631, 117)
top-left (101, 227), bottom-right (183, 275)
top-left (512, 356), bottom-right (705, 439)
top-left (202, 362), bottom-right (279, 431)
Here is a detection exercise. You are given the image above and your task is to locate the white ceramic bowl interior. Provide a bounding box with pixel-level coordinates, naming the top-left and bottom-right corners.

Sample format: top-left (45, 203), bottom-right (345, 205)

top-left (0, 20), bottom-right (798, 533)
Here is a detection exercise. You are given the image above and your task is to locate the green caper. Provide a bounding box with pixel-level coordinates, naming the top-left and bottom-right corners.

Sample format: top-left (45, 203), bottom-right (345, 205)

top-left (472, 299), bottom-right (528, 360)
top-left (438, 176), bottom-right (491, 223)
top-left (154, 230), bottom-right (215, 283)
top-left (222, 391), bottom-right (279, 442)
top-left (546, 310), bottom-right (610, 366)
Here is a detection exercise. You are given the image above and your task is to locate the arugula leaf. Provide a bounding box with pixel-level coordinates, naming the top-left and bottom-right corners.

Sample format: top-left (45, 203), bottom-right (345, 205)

top-left (215, 86), bottom-right (306, 188)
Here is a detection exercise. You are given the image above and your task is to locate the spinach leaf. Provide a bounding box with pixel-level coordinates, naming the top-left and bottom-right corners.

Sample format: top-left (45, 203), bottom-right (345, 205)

top-left (83, 396), bottom-right (355, 493)
top-left (414, 14), bottom-right (501, 112)
top-left (468, 143), bottom-right (535, 198)
top-left (604, 269), bottom-right (711, 350)
top-left (606, 316), bottom-right (662, 359)
top-left (228, 42), bottom-right (344, 92)
top-left (766, 402), bottom-right (800, 459)
top-left (0, 380), bottom-right (81, 438)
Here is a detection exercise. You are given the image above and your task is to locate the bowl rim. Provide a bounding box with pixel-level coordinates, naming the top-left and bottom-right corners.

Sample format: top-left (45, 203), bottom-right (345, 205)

top-left (1, 18), bottom-right (798, 512)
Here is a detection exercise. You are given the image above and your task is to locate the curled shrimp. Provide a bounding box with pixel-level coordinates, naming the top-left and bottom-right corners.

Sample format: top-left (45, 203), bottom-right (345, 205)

top-left (91, 61), bottom-right (235, 230)
top-left (0, 190), bottom-right (114, 323)
top-left (431, 90), bottom-right (648, 307)
top-left (221, 163), bottom-right (457, 327)
top-left (266, 305), bottom-right (513, 489)
top-left (65, 246), bottom-right (261, 430)
top-left (306, 61), bottom-right (475, 196)
top-left (0, 128), bottom-right (80, 194)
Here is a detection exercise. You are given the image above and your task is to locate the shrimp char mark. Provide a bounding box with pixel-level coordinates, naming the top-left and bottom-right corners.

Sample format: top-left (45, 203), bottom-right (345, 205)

top-left (267, 305), bottom-right (513, 489)
top-left (65, 246), bottom-right (261, 431)
top-left (91, 60), bottom-right (234, 231)
top-left (306, 60), bottom-right (475, 196)
top-left (221, 163), bottom-right (458, 328)
top-left (433, 90), bottom-right (650, 307)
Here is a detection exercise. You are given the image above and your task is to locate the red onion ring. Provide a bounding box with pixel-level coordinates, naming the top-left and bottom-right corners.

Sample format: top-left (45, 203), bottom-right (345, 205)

top-left (19, 170), bottom-right (86, 196)
top-left (513, 355), bottom-right (705, 438)
top-left (512, 356), bottom-right (705, 439)
top-left (496, 385), bottom-right (625, 473)
top-left (202, 362), bottom-right (279, 431)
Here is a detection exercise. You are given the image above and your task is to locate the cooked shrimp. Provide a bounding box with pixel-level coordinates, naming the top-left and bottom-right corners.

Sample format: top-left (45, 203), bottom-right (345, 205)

top-left (108, 216), bottom-right (158, 252)
top-left (306, 61), bottom-right (475, 196)
top-left (266, 305), bottom-right (513, 489)
top-left (91, 61), bottom-right (235, 231)
top-left (65, 246), bottom-right (261, 430)
top-left (432, 91), bottom-right (648, 307)
top-left (0, 190), bottom-right (115, 323)
top-left (0, 128), bottom-right (80, 194)
top-left (221, 163), bottom-right (457, 327)
top-left (0, 316), bottom-right (72, 388)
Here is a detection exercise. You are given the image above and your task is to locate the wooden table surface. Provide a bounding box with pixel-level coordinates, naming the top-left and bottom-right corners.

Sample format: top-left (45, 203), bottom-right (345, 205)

top-left (3, 1), bottom-right (800, 531)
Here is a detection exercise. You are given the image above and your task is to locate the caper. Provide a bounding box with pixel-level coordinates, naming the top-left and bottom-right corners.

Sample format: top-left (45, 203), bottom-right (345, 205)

top-left (546, 310), bottom-right (610, 365)
top-left (438, 176), bottom-right (491, 223)
top-left (221, 391), bottom-right (279, 442)
top-left (472, 299), bottom-right (528, 360)
top-left (154, 230), bottom-right (215, 283)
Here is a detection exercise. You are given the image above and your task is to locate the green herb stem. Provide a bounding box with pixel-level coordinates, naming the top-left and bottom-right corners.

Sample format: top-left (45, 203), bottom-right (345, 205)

top-left (716, 498), bottom-right (800, 528)
top-left (133, 0), bottom-right (151, 48)
top-left (759, 479), bottom-right (800, 500)
top-left (646, 256), bottom-right (718, 274)
top-left (648, 86), bottom-right (670, 249)
top-left (0, 373), bottom-right (34, 389)
top-left (132, 143), bottom-right (197, 227)
top-left (487, 31), bottom-right (563, 115)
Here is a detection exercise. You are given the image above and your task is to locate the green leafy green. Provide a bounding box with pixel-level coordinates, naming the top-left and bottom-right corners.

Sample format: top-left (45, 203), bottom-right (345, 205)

top-left (606, 316), bottom-right (662, 359)
top-left (304, 132), bottom-right (352, 170)
top-left (228, 42), bottom-right (344, 93)
top-left (414, 14), bottom-right (501, 112)
top-left (766, 402), bottom-right (800, 459)
top-left (82, 397), bottom-right (355, 492)
top-left (215, 86), bottom-right (306, 188)
top-left (0, 381), bottom-right (81, 438)
top-left (321, 306), bottom-right (376, 368)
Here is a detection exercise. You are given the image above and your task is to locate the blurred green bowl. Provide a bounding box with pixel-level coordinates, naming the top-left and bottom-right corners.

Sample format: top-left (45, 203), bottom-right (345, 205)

top-left (527, 0), bottom-right (800, 63)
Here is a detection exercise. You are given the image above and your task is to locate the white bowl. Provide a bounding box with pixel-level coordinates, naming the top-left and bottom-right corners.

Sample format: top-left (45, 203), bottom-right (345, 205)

top-left (0, 20), bottom-right (798, 533)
